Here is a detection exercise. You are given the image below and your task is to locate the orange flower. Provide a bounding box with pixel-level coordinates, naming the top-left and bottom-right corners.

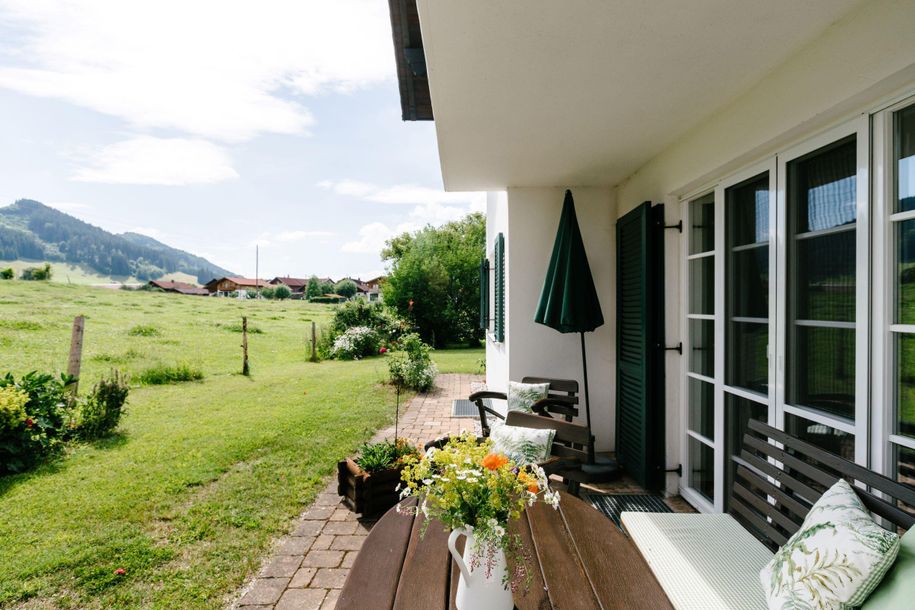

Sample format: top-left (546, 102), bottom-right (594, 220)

top-left (527, 483), bottom-right (539, 493)
top-left (518, 471), bottom-right (538, 493)
top-left (481, 453), bottom-right (509, 470)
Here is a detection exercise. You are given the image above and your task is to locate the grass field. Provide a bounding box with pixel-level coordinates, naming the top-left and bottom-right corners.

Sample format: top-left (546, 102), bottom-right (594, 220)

top-left (0, 282), bottom-right (482, 609)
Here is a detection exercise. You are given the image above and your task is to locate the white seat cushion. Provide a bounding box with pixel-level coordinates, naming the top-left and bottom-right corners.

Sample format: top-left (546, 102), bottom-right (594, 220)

top-left (621, 512), bottom-right (773, 610)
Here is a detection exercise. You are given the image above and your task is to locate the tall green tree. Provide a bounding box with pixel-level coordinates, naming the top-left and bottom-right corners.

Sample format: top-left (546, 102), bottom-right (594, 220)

top-left (335, 279), bottom-right (358, 299)
top-left (306, 276), bottom-right (321, 299)
top-left (382, 213), bottom-right (485, 347)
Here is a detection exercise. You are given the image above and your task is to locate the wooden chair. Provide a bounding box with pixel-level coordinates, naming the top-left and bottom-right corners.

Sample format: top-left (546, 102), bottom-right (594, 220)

top-left (731, 418), bottom-right (915, 549)
top-left (468, 377), bottom-right (579, 437)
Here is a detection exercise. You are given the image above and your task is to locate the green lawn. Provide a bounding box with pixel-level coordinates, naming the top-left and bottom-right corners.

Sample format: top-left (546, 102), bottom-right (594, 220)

top-left (0, 282), bottom-right (480, 609)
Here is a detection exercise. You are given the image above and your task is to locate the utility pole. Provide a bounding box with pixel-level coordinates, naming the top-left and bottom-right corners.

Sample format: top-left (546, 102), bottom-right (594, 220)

top-left (255, 244), bottom-right (260, 298)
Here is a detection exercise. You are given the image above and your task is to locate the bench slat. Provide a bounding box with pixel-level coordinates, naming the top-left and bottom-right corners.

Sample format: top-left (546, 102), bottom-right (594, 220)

top-left (393, 514), bottom-right (451, 610)
top-left (732, 479), bottom-right (799, 535)
top-left (730, 495), bottom-right (788, 548)
top-left (739, 450), bottom-right (818, 515)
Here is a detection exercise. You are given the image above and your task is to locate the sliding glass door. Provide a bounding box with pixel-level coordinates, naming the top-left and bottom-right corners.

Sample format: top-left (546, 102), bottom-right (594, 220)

top-left (681, 118), bottom-right (869, 511)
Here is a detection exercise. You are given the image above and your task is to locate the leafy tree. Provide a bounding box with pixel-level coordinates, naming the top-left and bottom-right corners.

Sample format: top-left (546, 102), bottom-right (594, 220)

top-left (382, 213), bottom-right (485, 347)
top-left (0, 267), bottom-right (13, 280)
top-left (335, 279), bottom-right (358, 299)
top-left (273, 285), bottom-right (291, 300)
top-left (320, 280), bottom-right (335, 296)
top-left (259, 287), bottom-right (276, 299)
top-left (306, 276), bottom-right (321, 299)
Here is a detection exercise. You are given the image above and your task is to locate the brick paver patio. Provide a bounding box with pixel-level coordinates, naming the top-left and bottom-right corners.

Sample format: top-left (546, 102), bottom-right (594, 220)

top-left (230, 372), bottom-right (691, 609)
top-left (230, 373), bottom-right (481, 610)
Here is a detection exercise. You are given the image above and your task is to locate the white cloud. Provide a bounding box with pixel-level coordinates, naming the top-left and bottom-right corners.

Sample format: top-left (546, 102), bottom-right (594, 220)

top-left (409, 201), bottom-right (471, 225)
top-left (72, 136), bottom-right (238, 185)
top-left (341, 221), bottom-right (416, 254)
top-left (276, 229), bottom-right (335, 242)
top-left (0, 0), bottom-right (394, 142)
top-left (319, 179), bottom-right (486, 208)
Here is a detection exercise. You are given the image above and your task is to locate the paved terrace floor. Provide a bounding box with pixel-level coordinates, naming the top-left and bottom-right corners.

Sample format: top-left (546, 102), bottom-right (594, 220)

top-left (230, 373), bottom-right (691, 610)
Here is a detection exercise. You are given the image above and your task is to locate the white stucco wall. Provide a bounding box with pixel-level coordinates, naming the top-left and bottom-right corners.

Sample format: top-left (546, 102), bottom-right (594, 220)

top-left (485, 191), bottom-right (509, 394)
top-left (611, 0), bottom-right (915, 495)
top-left (497, 187), bottom-right (617, 451)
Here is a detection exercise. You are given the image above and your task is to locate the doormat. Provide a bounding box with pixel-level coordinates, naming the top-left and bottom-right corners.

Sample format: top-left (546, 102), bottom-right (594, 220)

top-left (583, 493), bottom-right (672, 530)
top-left (451, 398), bottom-right (490, 418)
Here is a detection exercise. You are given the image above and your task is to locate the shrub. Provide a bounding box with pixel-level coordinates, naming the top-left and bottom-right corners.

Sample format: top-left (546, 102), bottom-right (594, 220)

top-left (273, 285), bottom-right (291, 300)
top-left (331, 326), bottom-right (380, 360)
top-left (317, 300), bottom-right (410, 359)
top-left (334, 279), bottom-right (358, 299)
top-left (20, 263), bottom-right (52, 281)
top-left (388, 333), bottom-right (437, 392)
top-left (137, 363), bottom-right (203, 385)
top-left (259, 287), bottom-right (276, 300)
top-left (75, 371), bottom-right (129, 439)
top-left (355, 438), bottom-right (421, 473)
top-left (310, 294), bottom-right (345, 304)
top-left (0, 267), bottom-right (13, 280)
top-left (127, 324), bottom-right (160, 337)
top-left (0, 371), bottom-right (75, 473)
top-left (245, 290), bottom-right (257, 299)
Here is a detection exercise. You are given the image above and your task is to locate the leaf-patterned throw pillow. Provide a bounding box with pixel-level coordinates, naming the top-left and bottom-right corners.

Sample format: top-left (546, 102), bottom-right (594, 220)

top-left (489, 422), bottom-right (556, 466)
top-left (507, 381), bottom-right (549, 413)
top-left (760, 479), bottom-right (900, 610)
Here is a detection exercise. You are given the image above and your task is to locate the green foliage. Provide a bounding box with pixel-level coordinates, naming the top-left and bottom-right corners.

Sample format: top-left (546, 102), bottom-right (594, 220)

top-left (127, 324), bottom-right (160, 337)
top-left (137, 363), bottom-right (203, 385)
top-left (273, 285), bottom-right (291, 300)
top-left (335, 279), bottom-right (358, 298)
top-left (0, 267), bottom-right (12, 280)
top-left (0, 371), bottom-right (75, 473)
top-left (74, 371), bottom-right (129, 440)
top-left (20, 262), bottom-right (52, 281)
top-left (245, 290), bottom-right (257, 299)
top-left (330, 326), bottom-right (380, 360)
top-left (355, 438), bottom-right (421, 473)
top-left (306, 275), bottom-right (321, 299)
top-left (259, 286), bottom-right (275, 300)
top-left (310, 294), bottom-right (345, 304)
top-left (388, 333), bottom-right (437, 392)
top-left (382, 212), bottom-right (485, 347)
top-left (317, 300), bottom-right (407, 359)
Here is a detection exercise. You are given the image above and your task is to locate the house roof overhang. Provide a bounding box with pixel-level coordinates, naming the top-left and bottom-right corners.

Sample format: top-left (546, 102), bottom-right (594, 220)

top-left (388, 0), bottom-right (432, 121)
top-left (413, 0), bottom-right (865, 190)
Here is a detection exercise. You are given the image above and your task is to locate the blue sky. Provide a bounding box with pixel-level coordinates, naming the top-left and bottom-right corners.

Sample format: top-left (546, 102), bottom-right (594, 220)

top-left (0, 0), bottom-right (482, 280)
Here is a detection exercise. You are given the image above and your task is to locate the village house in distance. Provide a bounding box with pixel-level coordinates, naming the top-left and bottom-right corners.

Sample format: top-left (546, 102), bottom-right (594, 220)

top-left (187, 275), bottom-right (385, 300)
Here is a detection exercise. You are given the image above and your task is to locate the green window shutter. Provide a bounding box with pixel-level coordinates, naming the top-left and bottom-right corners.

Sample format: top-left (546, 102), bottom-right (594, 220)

top-left (479, 257), bottom-right (490, 330)
top-left (616, 203), bottom-right (665, 490)
top-left (494, 233), bottom-right (505, 343)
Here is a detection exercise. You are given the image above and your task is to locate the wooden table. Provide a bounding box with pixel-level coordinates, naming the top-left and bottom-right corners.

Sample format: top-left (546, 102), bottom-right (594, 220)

top-left (337, 492), bottom-right (673, 610)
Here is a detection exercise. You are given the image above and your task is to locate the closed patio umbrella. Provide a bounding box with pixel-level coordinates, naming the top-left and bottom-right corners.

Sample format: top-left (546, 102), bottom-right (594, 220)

top-left (535, 189), bottom-right (604, 459)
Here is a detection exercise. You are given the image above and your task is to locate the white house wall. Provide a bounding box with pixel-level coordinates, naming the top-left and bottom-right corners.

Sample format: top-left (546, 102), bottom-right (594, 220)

top-left (485, 191), bottom-right (509, 394)
top-left (496, 187), bottom-right (617, 451)
top-left (613, 0), bottom-right (915, 496)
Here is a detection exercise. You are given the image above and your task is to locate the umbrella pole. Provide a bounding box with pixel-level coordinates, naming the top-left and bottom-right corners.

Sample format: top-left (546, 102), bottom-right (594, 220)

top-left (580, 331), bottom-right (595, 463)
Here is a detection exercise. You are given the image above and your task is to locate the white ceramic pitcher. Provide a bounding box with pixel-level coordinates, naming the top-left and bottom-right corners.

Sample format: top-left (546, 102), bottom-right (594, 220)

top-left (447, 527), bottom-right (514, 610)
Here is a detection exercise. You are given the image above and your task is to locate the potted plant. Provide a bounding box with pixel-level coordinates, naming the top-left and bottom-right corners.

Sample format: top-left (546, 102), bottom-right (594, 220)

top-left (398, 433), bottom-right (561, 609)
top-left (337, 438), bottom-right (420, 516)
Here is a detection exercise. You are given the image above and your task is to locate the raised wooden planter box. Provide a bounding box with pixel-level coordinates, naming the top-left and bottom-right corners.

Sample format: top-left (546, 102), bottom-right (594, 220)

top-left (337, 458), bottom-right (405, 517)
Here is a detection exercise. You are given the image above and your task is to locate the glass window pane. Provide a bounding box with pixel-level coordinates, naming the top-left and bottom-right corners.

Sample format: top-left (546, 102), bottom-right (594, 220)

top-left (726, 322), bottom-right (768, 393)
top-left (689, 319), bottom-right (714, 377)
top-left (689, 192), bottom-right (715, 254)
top-left (787, 326), bottom-right (855, 419)
top-left (728, 174), bottom-right (769, 247)
top-left (689, 257), bottom-right (714, 315)
top-left (785, 413), bottom-right (855, 461)
top-left (794, 231), bottom-right (856, 322)
top-left (896, 334), bottom-right (915, 439)
top-left (688, 378), bottom-right (714, 440)
top-left (787, 136), bottom-right (858, 421)
top-left (789, 137), bottom-right (857, 233)
top-left (724, 394), bottom-right (768, 510)
top-left (728, 248), bottom-right (769, 318)
top-left (895, 103), bottom-right (915, 213)
top-left (688, 437), bottom-right (714, 502)
top-left (897, 219), bottom-right (915, 324)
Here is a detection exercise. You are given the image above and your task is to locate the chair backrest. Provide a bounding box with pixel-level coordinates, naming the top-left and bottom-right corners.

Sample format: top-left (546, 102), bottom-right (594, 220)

top-left (505, 410), bottom-right (591, 463)
top-left (730, 418), bottom-right (915, 550)
top-left (521, 376), bottom-right (579, 405)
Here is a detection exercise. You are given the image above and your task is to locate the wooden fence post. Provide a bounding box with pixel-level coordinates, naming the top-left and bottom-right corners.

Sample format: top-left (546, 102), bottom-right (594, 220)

top-left (242, 316), bottom-right (250, 376)
top-left (310, 321), bottom-right (318, 362)
top-left (67, 315), bottom-right (85, 398)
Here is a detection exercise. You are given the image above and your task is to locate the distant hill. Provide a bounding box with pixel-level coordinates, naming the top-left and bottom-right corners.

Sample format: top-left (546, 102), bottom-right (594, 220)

top-left (0, 199), bottom-right (234, 283)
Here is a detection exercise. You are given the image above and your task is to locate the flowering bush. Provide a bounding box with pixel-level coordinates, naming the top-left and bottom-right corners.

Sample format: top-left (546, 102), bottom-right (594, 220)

top-left (355, 438), bottom-right (421, 473)
top-left (331, 326), bottom-right (380, 360)
top-left (398, 433), bottom-right (560, 589)
top-left (316, 300), bottom-right (411, 360)
top-left (388, 333), bottom-right (437, 392)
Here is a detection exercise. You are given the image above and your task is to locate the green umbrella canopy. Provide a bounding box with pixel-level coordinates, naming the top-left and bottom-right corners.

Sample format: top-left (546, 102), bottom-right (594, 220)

top-left (535, 190), bottom-right (604, 333)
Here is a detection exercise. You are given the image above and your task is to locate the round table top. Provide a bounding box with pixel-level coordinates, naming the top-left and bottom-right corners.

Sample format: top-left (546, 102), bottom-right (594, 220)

top-left (337, 491), bottom-right (672, 610)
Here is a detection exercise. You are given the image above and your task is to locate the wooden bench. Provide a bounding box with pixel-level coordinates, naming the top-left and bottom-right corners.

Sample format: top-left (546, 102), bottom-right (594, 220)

top-left (621, 419), bottom-right (915, 609)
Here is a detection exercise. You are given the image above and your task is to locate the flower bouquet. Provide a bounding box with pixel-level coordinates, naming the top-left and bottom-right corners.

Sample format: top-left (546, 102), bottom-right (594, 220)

top-left (398, 433), bottom-right (560, 609)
